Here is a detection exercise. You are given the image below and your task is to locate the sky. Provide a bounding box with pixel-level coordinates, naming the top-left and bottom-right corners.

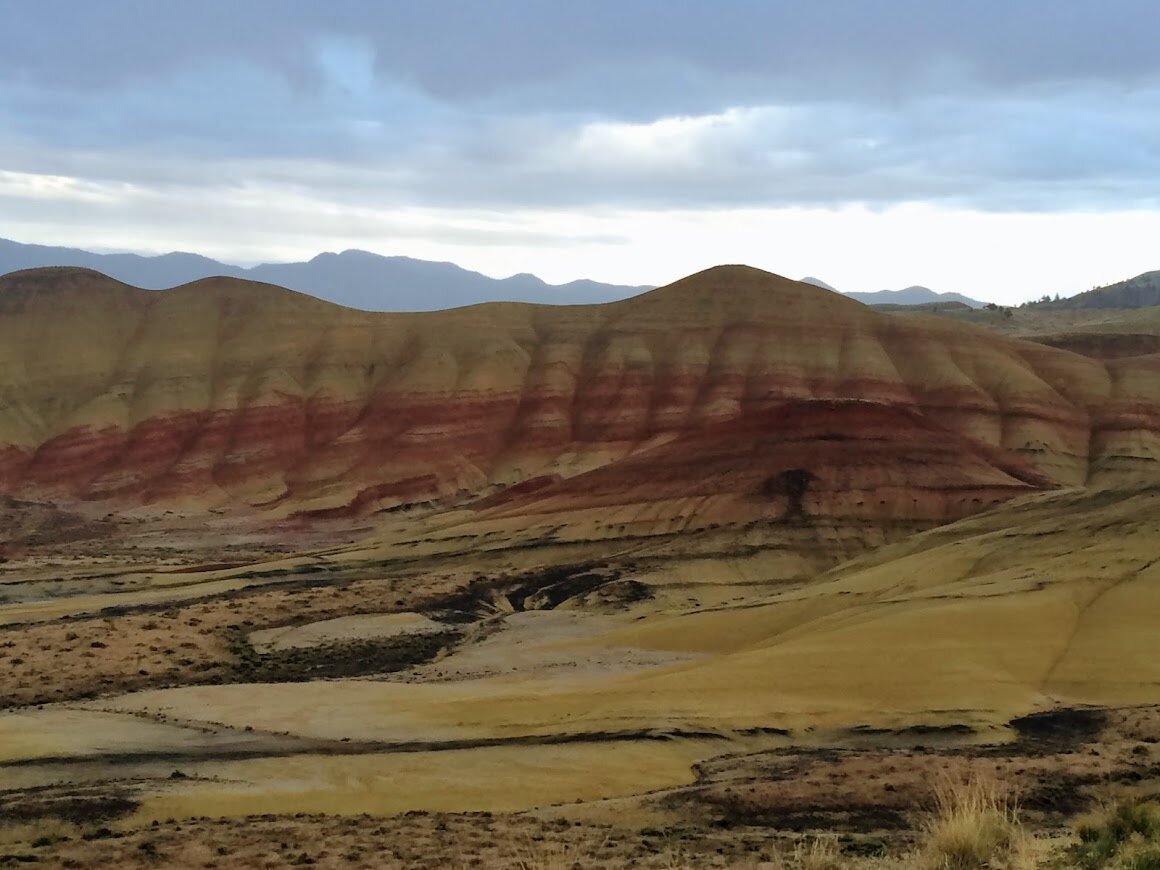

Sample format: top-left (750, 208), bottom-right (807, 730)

top-left (2, 1), bottom-right (1160, 304)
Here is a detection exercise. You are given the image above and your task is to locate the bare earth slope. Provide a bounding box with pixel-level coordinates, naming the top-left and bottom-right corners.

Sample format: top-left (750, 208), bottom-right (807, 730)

top-left (98, 484), bottom-right (1160, 740)
top-left (1, 265), bottom-right (1157, 519)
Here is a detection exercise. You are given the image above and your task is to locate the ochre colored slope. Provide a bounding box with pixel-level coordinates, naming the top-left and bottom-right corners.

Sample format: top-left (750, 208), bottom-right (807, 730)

top-left (605, 484), bottom-right (1160, 723)
top-left (104, 485), bottom-right (1160, 739)
top-left (0, 265), bottom-right (1157, 515)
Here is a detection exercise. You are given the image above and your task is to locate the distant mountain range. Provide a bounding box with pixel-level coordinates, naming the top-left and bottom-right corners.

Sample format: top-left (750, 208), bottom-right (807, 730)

top-left (9, 238), bottom-right (1154, 313)
top-left (1036, 271), bottom-right (1160, 310)
top-left (850, 286), bottom-right (987, 308)
top-left (801, 276), bottom-right (986, 308)
top-left (0, 238), bottom-right (650, 311)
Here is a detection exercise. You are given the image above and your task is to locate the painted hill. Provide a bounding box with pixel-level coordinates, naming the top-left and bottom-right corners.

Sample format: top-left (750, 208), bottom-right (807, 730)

top-left (1, 264), bottom-right (1157, 523)
top-left (0, 237), bottom-right (648, 311)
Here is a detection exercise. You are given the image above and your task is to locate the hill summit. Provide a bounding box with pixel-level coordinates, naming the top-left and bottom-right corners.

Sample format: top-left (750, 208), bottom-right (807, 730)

top-left (0, 263), bottom-right (1157, 520)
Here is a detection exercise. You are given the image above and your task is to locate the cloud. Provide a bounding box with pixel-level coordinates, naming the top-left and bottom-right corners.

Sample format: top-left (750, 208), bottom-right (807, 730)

top-left (5, 76), bottom-right (1160, 216)
top-left (0, 169), bottom-right (630, 263)
top-left (5, 1), bottom-right (1160, 103)
top-left (2, 1), bottom-right (1159, 214)
top-left (1, 0), bottom-right (1159, 290)
top-left (0, 169), bottom-right (131, 204)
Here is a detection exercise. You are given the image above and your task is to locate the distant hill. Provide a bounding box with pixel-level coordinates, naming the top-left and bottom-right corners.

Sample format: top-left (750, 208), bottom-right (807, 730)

top-left (798, 276), bottom-right (985, 308)
top-left (1042, 270), bottom-right (1160, 309)
top-left (870, 300), bottom-right (975, 314)
top-left (799, 276), bottom-right (838, 292)
top-left (845, 286), bottom-right (986, 308)
top-left (0, 238), bottom-right (650, 311)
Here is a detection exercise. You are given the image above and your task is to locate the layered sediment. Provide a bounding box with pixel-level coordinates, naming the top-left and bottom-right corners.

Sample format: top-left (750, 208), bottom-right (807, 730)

top-left (0, 265), bottom-right (1156, 518)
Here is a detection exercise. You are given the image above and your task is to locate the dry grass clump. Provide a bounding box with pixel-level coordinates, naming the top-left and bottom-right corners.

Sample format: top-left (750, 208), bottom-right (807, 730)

top-left (780, 836), bottom-right (845, 870)
top-left (510, 831), bottom-right (847, 869)
top-left (0, 817), bottom-right (86, 849)
top-left (914, 775), bottom-right (1036, 870)
top-left (513, 831), bottom-right (605, 869)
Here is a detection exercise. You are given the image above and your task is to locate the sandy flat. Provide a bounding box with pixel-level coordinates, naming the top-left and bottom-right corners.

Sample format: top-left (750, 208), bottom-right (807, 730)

top-left (0, 707), bottom-right (269, 763)
top-left (248, 612), bottom-right (445, 653)
top-left (128, 739), bottom-right (715, 822)
top-left (390, 609), bottom-right (703, 683)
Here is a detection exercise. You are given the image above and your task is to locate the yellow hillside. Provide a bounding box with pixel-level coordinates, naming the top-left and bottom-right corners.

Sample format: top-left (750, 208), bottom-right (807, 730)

top-left (99, 485), bottom-right (1160, 745)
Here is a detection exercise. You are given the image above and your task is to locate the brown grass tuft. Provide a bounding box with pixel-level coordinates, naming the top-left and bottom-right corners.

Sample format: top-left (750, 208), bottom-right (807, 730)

top-left (914, 774), bottom-right (1035, 870)
top-left (0, 817), bottom-right (86, 849)
top-left (787, 835), bottom-right (844, 870)
top-left (512, 831), bottom-right (607, 869)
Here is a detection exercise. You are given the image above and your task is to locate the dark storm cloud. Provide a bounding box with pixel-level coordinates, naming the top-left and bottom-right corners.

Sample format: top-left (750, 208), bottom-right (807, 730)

top-left (6, 1), bottom-right (1160, 102)
top-left (2, 0), bottom-right (1160, 213)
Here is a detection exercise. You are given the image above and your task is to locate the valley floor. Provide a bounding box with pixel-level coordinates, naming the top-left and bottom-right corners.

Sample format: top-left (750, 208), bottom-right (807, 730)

top-left (2, 485), bottom-right (1160, 867)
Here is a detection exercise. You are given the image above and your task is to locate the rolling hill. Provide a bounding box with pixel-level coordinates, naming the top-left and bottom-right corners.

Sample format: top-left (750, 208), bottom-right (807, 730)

top-left (0, 264), bottom-right (1156, 520)
top-left (1040, 269), bottom-right (1160, 309)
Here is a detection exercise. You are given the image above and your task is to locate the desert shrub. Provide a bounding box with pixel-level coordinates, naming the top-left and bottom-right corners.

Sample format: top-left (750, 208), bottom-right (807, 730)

top-left (1070, 801), bottom-right (1160, 869)
top-left (1123, 850), bottom-right (1160, 870)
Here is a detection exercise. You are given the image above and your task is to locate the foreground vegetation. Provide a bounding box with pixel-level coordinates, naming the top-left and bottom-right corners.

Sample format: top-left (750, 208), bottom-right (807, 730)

top-left (2, 775), bottom-right (1158, 868)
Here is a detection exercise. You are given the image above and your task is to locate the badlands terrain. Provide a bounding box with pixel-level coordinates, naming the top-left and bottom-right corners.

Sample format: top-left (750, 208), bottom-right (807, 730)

top-left (1, 264), bottom-right (1160, 867)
